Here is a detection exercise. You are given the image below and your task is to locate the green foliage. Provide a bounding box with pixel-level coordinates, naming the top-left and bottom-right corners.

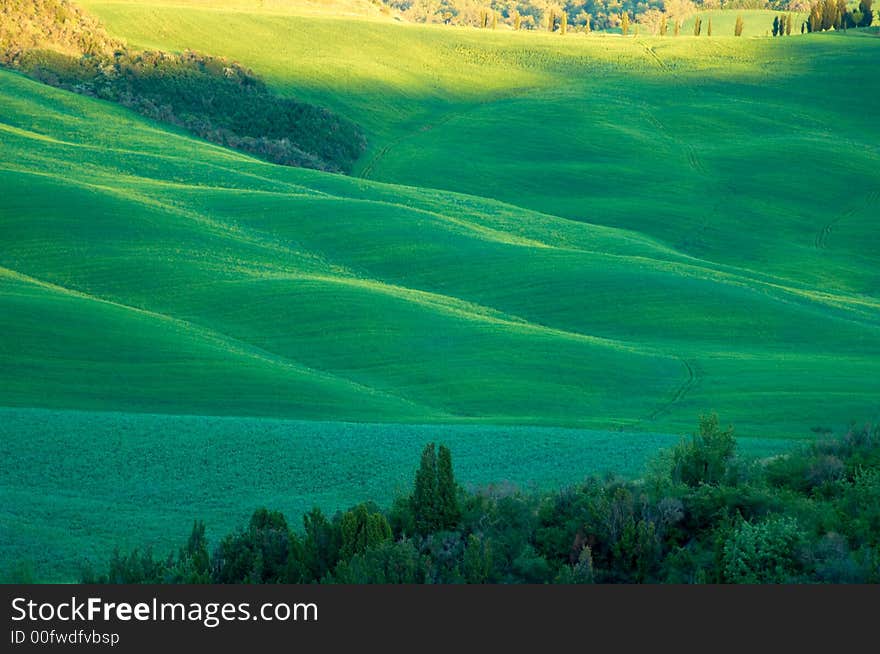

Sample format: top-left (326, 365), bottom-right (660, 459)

top-left (103, 548), bottom-right (167, 584)
top-left (858, 0), bottom-right (874, 26)
top-left (512, 545), bottom-right (552, 583)
top-left (3, 407), bottom-right (736, 582)
top-left (556, 545), bottom-right (594, 583)
top-left (721, 516), bottom-right (805, 583)
top-left (412, 443), bottom-right (439, 535)
top-left (385, 1), bottom-right (805, 33)
top-left (81, 418), bottom-right (880, 584)
top-left (613, 517), bottom-right (660, 582)
top-left (809, 2), bottom-right (822, 31)
top-left (303, 508), bottom-right (340, 582)
top-left (437, 444), bottom-right (461, 530)
top-left (340, 503), bottom-right (393, 560)
top-left (672, 414), bottom-right (737, 487)
top-left (213, 508), bottom-right (303, 583)
top-left (332, 539), bottom-right (424, 583)
top-left (462, 534), bottom-right (493, 583)
top-left (0, 0), bottom-right (120, 64)
top-left (838, 467), bottom-right (880, 547)
top-left (411, 442), bottom-right (461, 535)
top-left (167, 521), bottom-right (212, 584)
top-left (806, 0), bottom-right (852, 30)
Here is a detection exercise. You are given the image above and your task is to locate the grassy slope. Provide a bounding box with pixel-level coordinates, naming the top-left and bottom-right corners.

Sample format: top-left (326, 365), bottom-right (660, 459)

top-left (2, 3), bottom-right (879, 578)
top-left (3, 67), bottom-right (878, 434)
top-left (83, 4), bottom-right (880, 291)
top-left (34, 2), bottom-right (880, 436)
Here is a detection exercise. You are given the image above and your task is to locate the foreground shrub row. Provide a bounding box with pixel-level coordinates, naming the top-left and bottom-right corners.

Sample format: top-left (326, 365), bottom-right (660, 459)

top-left (84, 415), bottom-right (880, 584)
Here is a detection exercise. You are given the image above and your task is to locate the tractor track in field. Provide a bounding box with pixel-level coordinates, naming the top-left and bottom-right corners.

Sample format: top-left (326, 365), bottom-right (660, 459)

top-left (640, 42), bottom-right (668, 70)
top-left (641, 357), bottom-right (702, 424)
top-left (636, 39), bottom-right (746, 254)
top-left (684, 144), bottom-right (708, 175)
top-left (358, 87), bottom-right (538, 181)
top-left (815, 188), bottom-right (880, 250)
top-left (633, 45), bottom-right (721, 253)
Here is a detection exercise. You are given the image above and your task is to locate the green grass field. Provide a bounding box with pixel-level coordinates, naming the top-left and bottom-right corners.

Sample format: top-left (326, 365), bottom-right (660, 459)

top-left (1, 2), bottom-right (879, 580)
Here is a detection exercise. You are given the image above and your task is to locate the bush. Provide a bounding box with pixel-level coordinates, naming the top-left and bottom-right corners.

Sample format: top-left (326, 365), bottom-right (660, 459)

top-left (721, 516), bottom-right (806, 583)
top-left (672, 413), bottom-right (737, 487)
top-left (83, 418), bottom-right (880, 584)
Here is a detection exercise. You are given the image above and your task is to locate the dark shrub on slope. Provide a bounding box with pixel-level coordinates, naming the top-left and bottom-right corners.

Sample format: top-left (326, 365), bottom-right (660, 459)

top-left (1, 1), bottom-right (366, 172)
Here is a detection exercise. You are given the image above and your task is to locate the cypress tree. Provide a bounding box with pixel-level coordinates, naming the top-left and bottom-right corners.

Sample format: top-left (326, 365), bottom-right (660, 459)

top-left (548, 9), bottom-right (555, 32)
top-left (340, 504), bottom-right (392, 561)
top-left (787, 13), bottom-right (793, 34)
top-left (660, 15), bottom-right (668, 36)
top-left (621, 12), bottom-right (630, 36)
top-left (303, 508), bottom-right (339, 581)
top-left (561, 11), bottom-right (567, 35)
top-left (674, 19), bottom-right (680, 36)
top-left (491, 9), bottom-right (497, 30)
top-left (708, 16), bottom-right (713, 36)
top-left (514, 12), bottom-right (521, 30)
top-left (835, 0), bottom-right (847, 28)
top-left (809, 3), bottom-right (822, 31)
top-left (773, 15), bottom-right (780, 36)
top-left (694, 15), bottom-right (702, 36)
top-left (859, 0), bottom-right (874, 26)
top-left (735, 14), bottom-right (744, 36)
top-left (836, 0), bottom-right (848, 28)
top-left (412, 443), bottom-right (438, 535)
top-left (437, 444), bottom-right (460, 530)
top-left (463, 535), bottom-right (493, 584)
top-left (821, 0), bottom-right (835, 30)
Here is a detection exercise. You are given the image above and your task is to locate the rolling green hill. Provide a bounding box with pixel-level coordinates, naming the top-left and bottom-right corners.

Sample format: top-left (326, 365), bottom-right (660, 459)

top-left (1, 1), bottom-right (879, 579)
top-left (80, 3), bottom-right (880, 292)
top-left (3, 65), bottom-right (878, 433)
